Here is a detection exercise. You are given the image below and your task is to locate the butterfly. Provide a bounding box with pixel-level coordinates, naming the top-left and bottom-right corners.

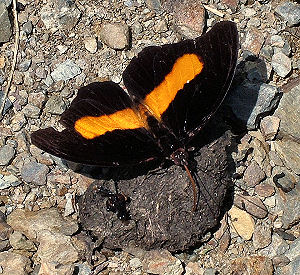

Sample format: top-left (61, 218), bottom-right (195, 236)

top-left (31, 21), bottom-right (239, 210)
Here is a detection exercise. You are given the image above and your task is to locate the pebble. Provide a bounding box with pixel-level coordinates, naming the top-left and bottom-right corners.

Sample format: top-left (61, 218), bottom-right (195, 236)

top-left (44, 95), bottom-right (67, 115)
top-left (22, 20), bottom-right (33, 34)
top-left (7, 208), bottom-right (78, 241)
top-left (272, 255), bottom-right (291, 268)
top-left (185, 261), bottom-right (205, 275)
top-left (0, 145), bottom-right (16, 166)
top-left (0, 251), bottom-right (32, 274)
top-left (9, 231), bottom-right (36, 251)
top-left (0, 2), bottom-right (12, 43)
top-left (0, 219), bottom-right (13, 240)
top-left (252, 224), bottom-right (272, 250)
top-left (40, 0), bottom-right (81, 31)
top-left (254, 182), bottom-right (275, 197)
top-left (275, 1), bottom-right (300, 26)
top-left (275, 255), bottom-right (300, 275)
top-left (235, 195), bottom-right (268, 219)
top-left (20, 161), bottom-right (49, 185)
top-left (0, 174), bottom-right (20, 190)
top-left (51, 59), bottom-right (82, 82)
top-left (18, 59), bottom-right (32, 72)
top-left (284, 237), bottom-right (300, 262)
top-left (97, 22), bottom-right (130, 50)
top-left (243, 161), bottom-right (265, 187)
top-left (84, 37), bottom-right (98, 53)
top-left (242, 28), bottom-right (264, 56)
top-left (35, 66), bottom-right (47, 79)
top-left (271, 52), bottom-right (292, 78)
top-left (230, 256), bottom-right (273, 275)
top-left (28, 92), bottom-right (46, 109)
top-left (228, 206), bottom-right (255, 240)
top-left (22, 104), bottom-right (41, 118)
top-left (260, 233), bottom-right (290, 258)
top-left (141, 249), bottom-right (184, 275)
top-left (272, 166), bottom-right (298, 192)
top-left (260, 116), bottom-right (280, 140)
top-left (221, 0), bottom-right (239, 12)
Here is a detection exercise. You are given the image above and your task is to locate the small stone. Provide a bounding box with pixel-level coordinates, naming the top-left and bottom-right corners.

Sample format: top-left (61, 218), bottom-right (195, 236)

top-left (285, 237), bottom-right (300, 262)
top-left (142, 249), bottom-right (184, 275)
top-left (145, 0), bottom-right (162, 10)
top-left (18, 59), bottom-right (32, 72)
top-left (20, 161), bottom-right (49, 185)
top-left (0, 251), bottom-right (32, 274)
top-left (221, 0), bottom-right (239, 12)
top-left (84, 37), bottom-right (98, 53)
top-left (261, 45), bottom-right (274, 61)
top-left (185, 262), bottom-right (205, 275)
top-left (229, 206), bottom-right (255, 240)
top-left (272, 166), bottom-right (298, 192)
top-left (35, 67), bottom-right (47, 79)
top-left (0, 2), bottom-right (12, 43)
top-left (242, 8), bottom-right (257, 17)
top-left (269, 150), bottom-right (284, 167)
top-left (44, 95), bottom-right (67, 115)
top-left (51, 59), bottom-right (81, 81)
top-left (260, 116), bottom-right (280, 140)
top-left (0, 174), bottom-right (20, 190)
top-left (0, 220), bottom-right (13, 240)
top-left (97, 23), bottom-right (130, 50)
top-left (22, 20), bottom-right (33, 34)
top-left (244, 161), bottom-right (265, 187)
top-left (272, 255), bottom-right (290, 267)
top-left (275, 255), bottom-right (300, 275)
top-left (231, 256), bottom-right (273, 275)
top-left (253, 224), bottom-right (272, 250)
top-left (275, 1), bottom-right (300, 26)
top-left (271, 52), bottom-right (292, 78)
top-left (242, 28), bottom-right (264, 56)
top-left (271, 35), bottom-right (285, 48)
top-left (28, 92), bottom-right (46, 109)
top-left (254, 182), bottom-right (275, 197)
top-left (129, 258), bottom-right (142, 269)
top-left (235, 195), bottom-right (268, 219)
top-left (22, 104), bottom-right (41, 118)
top-left (0, 144), bottom-right (16, 166)
top-left (13, 71), bottom-right (23, 85)
top-left (9, 231), bottom-right (36, 251)
top-left (64, 193), bottom-right (75, 217)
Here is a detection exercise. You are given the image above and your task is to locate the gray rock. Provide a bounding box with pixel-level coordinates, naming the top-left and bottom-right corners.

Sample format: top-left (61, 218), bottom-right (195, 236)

top-left (275, 255), bottom-right (300, 275)
top-left (0, 145), bottom-right (15, 166)
top-left (260, 233), bottom-right (290, 258)
top-left (276, 184), bottom-right (300, 229)
top-left (285, 238), bottom-right (300, 262)
top-left (51, 59), bottom-right (81, 81)
top-left (20, 161), bottom-right (49, 185)
top-left (272, 166), bottom-right (298, 192)
top-left (73, 263), bottom-right (92, 275)
top-left (227, 83), bottom-right (280, 129)
top-left (0, 2), bottom-right (12, 43)
top-left (40, 0), bottom-right (81, 31)
top-left (22, 103), bottom-right (41, 118)
top-left (0, 174), bottom-right (20, 190)
top-left (97, 23), bottom-right (130, 50)
top-left (22, 20), bottom-right (33, 35)
top-left (275, 1), bottom-right (300, 26)
top-left (44, 95), bottom-right (67, 115)
top-left (145, 0), bottom-right (162, 10)
top-left (253, 224), bottom-right (272, 250)
top-left (0, 90), bottom-right (13, 116)
top-left (18, 59), bottom-right (32, 72)
top-left (271, 52), bottom-right (292, 78)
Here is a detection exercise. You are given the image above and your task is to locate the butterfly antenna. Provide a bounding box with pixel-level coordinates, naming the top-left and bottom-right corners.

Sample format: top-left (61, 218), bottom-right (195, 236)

top-left (183, 164), bottom-right (198, 212)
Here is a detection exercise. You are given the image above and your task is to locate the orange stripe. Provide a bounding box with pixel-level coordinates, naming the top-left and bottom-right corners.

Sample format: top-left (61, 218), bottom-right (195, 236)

top-left (74, 53), bottom-right (204, 139)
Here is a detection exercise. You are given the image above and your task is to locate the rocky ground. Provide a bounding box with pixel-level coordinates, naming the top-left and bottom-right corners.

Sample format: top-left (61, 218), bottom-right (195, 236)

top-left (0, 0), bottom-right (300, 274)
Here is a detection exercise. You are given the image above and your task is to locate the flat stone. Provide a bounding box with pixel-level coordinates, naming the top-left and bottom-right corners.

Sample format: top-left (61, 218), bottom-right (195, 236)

top-left (260, 116), bottom-right (280, 140)
top-left (0, 174), bottom-right (20, 190)
top-left (220, 0), bottom-right (239, 12)
top-left (227, 83), bottom-right (280, 130)
top-left (84, 36), bottom-right (98, 53)
top-left (22, 20), bottom-right (33, 34)
top-left (271, 52), bottom-right (292, 78)
top-left (276, 184), bottom-right (300, 229)
top-left (269, 150), bottom-right (284, 167)
top-left (231, 256), bottom-right (273, 275)
top-left (285, 237), bottom-right (300, 262)
top-left (9, 231), bottom-right (36, 251)
top-left (28, 92), bottom-right (46, 109)
top-left (22, 104), bottom-right (41, 118)
top-left (0, 220), bottom-right (13, 241)
top-left (141, 249), bottom-right (184, 275)
top-left (259, 233), bottom-right (289, 258)
top-left (40, 0), bottom-right (81, 31)
top-left (254, 182), bottom-right (275, 197)
top-left (0, 145), bottom-right (15, 166)
top-left (20, 161), bottom-right (49, 185)
top-left (275, 255), bottom-right (300, 275)
top-left (244, 161), bottom-right (265, 187)
top-left (272, 166), bottom-right (298, 193)
top-left (51, 59), bottom-right (81, 81)
top-left (6, 208), bottom-right (78, 241)
top-left (275, 1), bottom-right (300, 26)
top-left (0, 251), bottom-right (32, 274)
top-left (234, 195), bottom-right (268, 219)
top-left (0, 2), bottom-right (12, 43)
top-left (228, 206), bottom-right (255, 240)
top-left (18, 59), bottom-right (32, 72)
top-left (96, 22), bottom-right (130, 50)
top-left (272, 255), bottom-right (291, 268)
top-left (242, 28), bottom-right (265, 56)
top-left (274, 77), bottom-right (300, 140)
top-left (185, 262), bottom-right (205, 275)
top-left (44, 95), bottom-right (67, 115)
top-left (253, 224), bottom-right (272, 250)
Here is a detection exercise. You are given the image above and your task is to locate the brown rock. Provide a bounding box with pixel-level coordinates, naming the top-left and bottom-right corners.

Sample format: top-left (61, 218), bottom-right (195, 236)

top-left (242, 28), bottom-right (265, 55)
top-left (231, 256), bottom-right (273, 275)
top-left (244, 161), bottom-right (265, 187)
top-left (260, 116), bottom-right (280, 140)
top-left (234, 195), bottom-right (268, 219)
top-left (254, 182), bottom-right (275, 197)
top-left (0, 251), bottom-right (32, 275)
top-left (252, 224), bottom-right (272, 250)
top-left (221, 0), bottom-right (239, 11)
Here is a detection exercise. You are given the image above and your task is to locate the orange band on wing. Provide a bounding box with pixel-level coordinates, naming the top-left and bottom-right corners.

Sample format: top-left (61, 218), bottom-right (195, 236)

top-left (143, 53), bottom-right (203, 119)
top-left (75, 108), bottom-right (146, 139)
top-left (74, 53), bottom-right (203, 139)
